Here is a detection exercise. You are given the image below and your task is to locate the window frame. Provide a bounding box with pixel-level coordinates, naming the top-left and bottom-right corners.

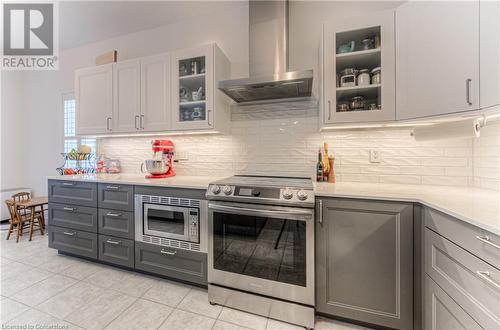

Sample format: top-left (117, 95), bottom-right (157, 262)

top-left (62, 91), bottom-right (97, 164)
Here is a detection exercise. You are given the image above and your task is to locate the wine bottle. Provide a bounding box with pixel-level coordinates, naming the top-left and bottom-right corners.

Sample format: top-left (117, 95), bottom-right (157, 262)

top-left (316, 148), bottom-right (324, 182)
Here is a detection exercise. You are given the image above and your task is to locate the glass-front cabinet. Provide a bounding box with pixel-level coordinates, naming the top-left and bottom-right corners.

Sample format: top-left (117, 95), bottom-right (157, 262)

top-left (322, 10), bottom-right (395, 125)
top-left (171, 44), bottom-right (230, 131)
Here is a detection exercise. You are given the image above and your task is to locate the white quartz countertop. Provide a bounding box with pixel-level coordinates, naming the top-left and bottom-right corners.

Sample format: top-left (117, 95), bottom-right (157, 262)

top-left (47, 174), bottom-right (500, 235)
top-left (315, 182), bottom-right (500, 236)
top-left (47, 174), bottom-right (222, 190)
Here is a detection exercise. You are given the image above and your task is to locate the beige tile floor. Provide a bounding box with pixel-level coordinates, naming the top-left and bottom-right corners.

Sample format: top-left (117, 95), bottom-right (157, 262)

top-left (0, 230), bottom-right (372, 330)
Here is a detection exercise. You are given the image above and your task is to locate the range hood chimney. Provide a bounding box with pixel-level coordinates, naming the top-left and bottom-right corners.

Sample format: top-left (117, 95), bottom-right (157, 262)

top-left (218, 0), bottom-right (313, 104)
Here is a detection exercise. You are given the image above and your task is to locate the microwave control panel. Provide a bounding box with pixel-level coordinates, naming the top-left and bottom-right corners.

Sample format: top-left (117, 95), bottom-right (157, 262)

top-left (189, 209), bottom-right (199, 241)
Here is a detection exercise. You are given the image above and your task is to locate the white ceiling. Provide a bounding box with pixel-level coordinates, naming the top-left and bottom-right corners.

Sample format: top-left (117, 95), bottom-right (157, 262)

top-left (60, 1), bottom-right (247, 50)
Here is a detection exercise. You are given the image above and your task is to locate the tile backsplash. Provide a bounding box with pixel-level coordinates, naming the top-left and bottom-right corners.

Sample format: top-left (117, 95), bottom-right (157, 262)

top-left (98, 116), bottom-right (500, 191)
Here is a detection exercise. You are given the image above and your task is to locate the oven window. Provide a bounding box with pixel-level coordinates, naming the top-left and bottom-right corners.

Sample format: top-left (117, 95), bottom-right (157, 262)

top-left (145, 205), bottom-right (185, 236)
top-left (213, 212), bottom-right (306, 287)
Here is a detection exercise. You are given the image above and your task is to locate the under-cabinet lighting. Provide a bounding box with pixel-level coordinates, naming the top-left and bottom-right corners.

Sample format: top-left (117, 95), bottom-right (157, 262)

top-left (320, 122), bottom-right (432, 131)
top-left (84, 130), bottom-right (222, 139)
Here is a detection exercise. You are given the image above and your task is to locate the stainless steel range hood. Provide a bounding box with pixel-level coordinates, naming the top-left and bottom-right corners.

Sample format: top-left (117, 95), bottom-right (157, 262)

top-left (218, 0), bottom-right (313, 104)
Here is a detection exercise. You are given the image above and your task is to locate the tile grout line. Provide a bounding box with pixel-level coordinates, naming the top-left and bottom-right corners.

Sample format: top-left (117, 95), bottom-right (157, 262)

top-left (101, 296), bottom-right (140, 330)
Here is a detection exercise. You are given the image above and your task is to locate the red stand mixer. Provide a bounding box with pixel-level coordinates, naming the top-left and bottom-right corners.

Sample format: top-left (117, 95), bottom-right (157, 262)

top-left (142, 140), bottom-right (175, 179)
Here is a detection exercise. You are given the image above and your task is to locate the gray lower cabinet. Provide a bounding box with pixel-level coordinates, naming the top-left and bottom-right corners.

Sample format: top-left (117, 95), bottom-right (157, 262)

top-left (98, 234), bottom-right (134, 268)
top-left (425, 275), bottom-right (482, 330)
top-left (48, 202), bottom-right (98, 232)
top-left (98, 209), bottom-right (134, 239)
top-left (316, 198), bottom-right (414, 330)
top-left (48, 180), bottom-right (97, 207)
top-left (98, 183), bottom-right (134, 211)
top-left (425, 228), bottom-right (500, 329)
top-left (135, 241), bottom-right (207, 285)
top-left (48, 226), bottom-right (98, 259)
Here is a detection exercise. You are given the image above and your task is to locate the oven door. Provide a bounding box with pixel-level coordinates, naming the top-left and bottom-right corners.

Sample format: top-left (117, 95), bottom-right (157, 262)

top-left (143, 203), bottom-right (196, 243)
top-left (208, 201), bottom-right (314, 305)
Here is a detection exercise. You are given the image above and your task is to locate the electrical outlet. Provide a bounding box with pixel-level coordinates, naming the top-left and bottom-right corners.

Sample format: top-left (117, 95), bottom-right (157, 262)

top-left (175, 151), bottom-right (189, 161)
top-left (370, 149), bottom-right (381, 163)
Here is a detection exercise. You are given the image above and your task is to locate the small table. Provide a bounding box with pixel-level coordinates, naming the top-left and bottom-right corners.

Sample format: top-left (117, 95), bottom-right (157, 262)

top-left (16, 197), bottom-right (48, 240)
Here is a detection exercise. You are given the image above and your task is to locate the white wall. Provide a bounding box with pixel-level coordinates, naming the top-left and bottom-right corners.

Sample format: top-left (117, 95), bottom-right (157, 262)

top-left (1, 71), bottom-right (29, 191)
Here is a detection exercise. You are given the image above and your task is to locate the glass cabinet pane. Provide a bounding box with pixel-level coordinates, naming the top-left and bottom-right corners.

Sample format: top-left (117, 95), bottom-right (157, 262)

top-left (212, 212), bottom-right (307, 287)
top-left (178, 56), bottom-right (207, 122)
top-left (335, 26), bottom-right (382, 113)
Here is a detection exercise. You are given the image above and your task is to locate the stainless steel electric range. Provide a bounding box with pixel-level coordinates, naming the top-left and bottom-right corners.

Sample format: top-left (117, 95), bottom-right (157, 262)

top-left (206, 175), bottom-right (315, 329)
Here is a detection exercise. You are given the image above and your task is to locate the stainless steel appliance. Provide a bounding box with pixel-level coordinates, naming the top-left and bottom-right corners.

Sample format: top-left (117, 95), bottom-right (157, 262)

top-left (206, 175), bottom-right (315, 329)
top-left (218, 1), bottom-right (313, 104)
top-left (135, 194), bottom-right (202, 252)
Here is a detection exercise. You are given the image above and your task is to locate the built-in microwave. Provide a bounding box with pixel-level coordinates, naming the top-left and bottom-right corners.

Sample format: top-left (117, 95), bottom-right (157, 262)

top-left (135, 194), bottom-right (199, 245)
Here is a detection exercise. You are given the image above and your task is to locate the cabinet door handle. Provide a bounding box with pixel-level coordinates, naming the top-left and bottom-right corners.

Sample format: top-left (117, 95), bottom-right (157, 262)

top-left (106, 239), bottom-right (121, 245)
top-left (62, 182), bottom-right (75, 186)
top-left (106, 117), bottom-right (112, 131)
top-left (106, 212), bottom-right (122, 217)
top-left (63, 231), bottom-right (76, 236)
top-left (327, 100), bottom-right (332, 121)
top-left (466, 79), bottom-right (472, 105)
top-left (207, 109), bottom-right (212, 126)
top-left (476, 271), bottom-right (500, 289)
top-left (106, 185), bottom-right (120, 190)
top-left (134, 115), bottom-right (139, 130)
top-left (63, 207), bottom-right (76, 212)
top-left (318, 200), bottom-right (323, 225)
top-left (476, 235), bottom-right (500, 250)
top-left (140, 115), bottom-right (145, 129)
top-left (160, 249), bottom-right (177, 256)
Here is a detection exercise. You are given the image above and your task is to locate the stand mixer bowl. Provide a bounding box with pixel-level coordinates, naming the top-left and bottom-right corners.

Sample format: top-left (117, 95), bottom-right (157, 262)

top-left (141, 159), bottom-right (169, 175)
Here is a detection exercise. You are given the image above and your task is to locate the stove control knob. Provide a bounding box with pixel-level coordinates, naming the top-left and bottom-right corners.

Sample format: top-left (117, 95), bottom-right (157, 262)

top-left (222, 185), bottom-right (233, 195)
top-left (297, 190), bottom-right (309, 201)
top-left (282, 189), bottom-right (294, 200)
top-left (211, 185), bottom-right (221, 194)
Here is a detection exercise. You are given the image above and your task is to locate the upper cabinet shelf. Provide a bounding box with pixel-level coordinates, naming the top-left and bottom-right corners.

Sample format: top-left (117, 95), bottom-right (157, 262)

top-left (322, 10), bottom-right (396, 125)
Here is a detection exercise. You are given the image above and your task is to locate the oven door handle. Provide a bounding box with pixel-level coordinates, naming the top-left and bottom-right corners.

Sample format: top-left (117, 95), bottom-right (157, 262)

top-left (208, 203), bottom-right (313, 218)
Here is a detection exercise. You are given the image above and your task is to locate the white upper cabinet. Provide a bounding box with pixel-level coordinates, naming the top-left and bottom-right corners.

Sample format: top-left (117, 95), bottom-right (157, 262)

top-left (396, 1), bottom-right (480, 120)
top-left (140, 53), bottom-right (171, 132)
top-left (113, 59), bottom-right (141, 133)
top-left (480, 0), bottom-right (500, 109)
top-left (322, 10), bottom-right (396, 125)
top-left (75, 64), bottom-right (113, 135)
top-left (171, 44), bottom-right (214, 130)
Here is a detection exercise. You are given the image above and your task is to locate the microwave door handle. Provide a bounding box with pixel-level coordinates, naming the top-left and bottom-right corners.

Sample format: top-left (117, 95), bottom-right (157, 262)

top-left (208, 204), bottom-right (313, 218)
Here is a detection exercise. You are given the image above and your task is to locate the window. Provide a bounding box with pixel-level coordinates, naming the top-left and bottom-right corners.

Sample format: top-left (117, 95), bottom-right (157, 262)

top-left (63, 93), bottom-right (97, 168)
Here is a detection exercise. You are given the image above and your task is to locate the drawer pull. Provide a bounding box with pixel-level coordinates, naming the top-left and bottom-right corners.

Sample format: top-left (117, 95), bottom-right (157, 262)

top-left (62, 182), bottom-right (75, 186)
top-left (106, 239), bottom-right (121, 245)
top-left (476, 271), bottom-right (500, 290)
top-left (106, 212), bottom-right (122, 217)
top-left (106, 185), bottom-right (120, 190)
top-left (475, 235), bottom-right (500, 250)
top-left (63, 207), bottom-right (76, 211)
top-left (160, 249), bottom-right (177, 256)
top-left (63, 231), bottom-right (76, 236)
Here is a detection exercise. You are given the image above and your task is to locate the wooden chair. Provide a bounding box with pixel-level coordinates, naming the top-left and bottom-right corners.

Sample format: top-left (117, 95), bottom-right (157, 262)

top-left (5, 200), bottom-right (44, 242)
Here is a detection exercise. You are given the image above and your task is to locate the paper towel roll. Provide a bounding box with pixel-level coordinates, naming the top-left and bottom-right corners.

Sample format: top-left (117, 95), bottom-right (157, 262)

top-left (412, 119), bottom-right (481, 141)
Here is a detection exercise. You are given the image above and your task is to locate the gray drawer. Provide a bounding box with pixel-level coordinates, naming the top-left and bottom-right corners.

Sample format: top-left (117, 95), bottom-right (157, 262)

top-left (98, 209), bottom-right (134, 239)
top-left (48, 203), bottom-right (97, 233)
top-left (425, 275), bottom-right (481, 330)
top-left (98, 234), bottom-right (134, 268)
top-left (48, 226), bottom-right (97, 259)
top-left (424, 207), bottom-right (500, 269)
top-left (425, 228), bottom-right (500, 329)
top-left (48, 180), bottom-right (97, 207)
top-left (98, 183), bottom-right (134, 211)
top-left (135, 242), bottom-right (207, 285)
